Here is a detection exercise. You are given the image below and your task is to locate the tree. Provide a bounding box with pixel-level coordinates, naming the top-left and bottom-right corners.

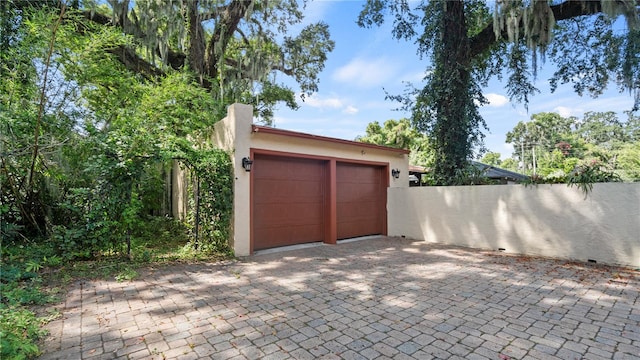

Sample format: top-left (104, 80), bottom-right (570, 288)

top-left (626, 111), bottom-right (640, 140)
top-left (480, 152), bottom-right (502, 167)
top-left (1, 5), bottom-right (233, 256)
top-left (503, 110), bottom-right (640, 181)
top-left (505, 112), bottom-right (579, 173)
top-left (577, 111), bottom-right (628, 148)
top-left (356, 118), bottom-right (434, 167)
top-left (616, 142), bottom-right (640, 181)
top-left (11, 0), bottom-right (335, 123)
top-left (500, 158), bottom-right (519, 172)
top-left (358, 0), bottom-right (639, 185)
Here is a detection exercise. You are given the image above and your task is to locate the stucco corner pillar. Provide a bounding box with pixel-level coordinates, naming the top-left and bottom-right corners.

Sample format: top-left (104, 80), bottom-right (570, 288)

top-left (227, 103), bottom-right (254, 257)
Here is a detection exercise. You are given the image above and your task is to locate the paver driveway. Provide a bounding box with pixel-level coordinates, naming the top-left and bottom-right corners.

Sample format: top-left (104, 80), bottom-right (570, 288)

top-left (40, 236), bottom-right (639, 359)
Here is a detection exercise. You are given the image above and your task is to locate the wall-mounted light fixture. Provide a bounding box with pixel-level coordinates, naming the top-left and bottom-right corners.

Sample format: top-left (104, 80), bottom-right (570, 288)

top-left (391, 169), bottom-right (400, 179)
top-left (242, 157), bottom-right (253, 172)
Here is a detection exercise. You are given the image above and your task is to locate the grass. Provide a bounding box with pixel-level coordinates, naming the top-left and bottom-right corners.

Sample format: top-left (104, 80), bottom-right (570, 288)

top-left (0, 217), bottom-right (233, 360)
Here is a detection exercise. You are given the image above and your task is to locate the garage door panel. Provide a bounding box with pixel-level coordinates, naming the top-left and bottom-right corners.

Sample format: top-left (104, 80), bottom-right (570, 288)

top-left (256, 159), bottom-right (323, 181)
top-left (255, 180), bottom-right (323, 201)
top-left (253, 155), bottom-right (325, 250)
top-left (254, 203), bottom-right (324, 226)
top-left (337, 185), bottom-right (378, 203)
top-left (336, 165), bottom-right (379, 182)
top-left (338, 219), bottom-right (382, 240)
top-left (258, 224), bottom-right (324, 247)
top-left (337, 201), bottom-right (381, 219)
top-left (336, 163), bottom-right (385, 240)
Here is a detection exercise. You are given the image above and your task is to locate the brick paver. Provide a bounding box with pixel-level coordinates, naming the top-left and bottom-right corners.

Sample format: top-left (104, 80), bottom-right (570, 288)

top-left (40, 237), bottom-right (639, 359)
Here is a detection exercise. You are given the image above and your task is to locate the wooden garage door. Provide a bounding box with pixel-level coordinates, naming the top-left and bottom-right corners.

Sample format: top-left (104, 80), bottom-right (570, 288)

top-left (336, 163), bottom-right (385, 239)
top-left (253, 155), bottom-right (325, 250)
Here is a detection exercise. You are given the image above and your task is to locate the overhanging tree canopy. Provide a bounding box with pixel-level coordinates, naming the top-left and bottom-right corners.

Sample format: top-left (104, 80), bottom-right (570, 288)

top-left (10, 0), bottom-right (335, 122)
top-left (358, 0), bottom-right (639, 185)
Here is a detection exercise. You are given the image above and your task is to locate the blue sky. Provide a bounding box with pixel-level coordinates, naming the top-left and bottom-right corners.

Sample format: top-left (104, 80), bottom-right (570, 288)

top-left (273, 1), bottom-right (636, 160)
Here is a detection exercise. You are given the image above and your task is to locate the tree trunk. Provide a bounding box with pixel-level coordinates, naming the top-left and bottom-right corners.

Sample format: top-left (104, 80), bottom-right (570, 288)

top-left (204, 0), bottom-right (253, 82)
top-left (432, 0), bottom-right (472, 185)
top-left (183, 0), bottom-right (207, 87)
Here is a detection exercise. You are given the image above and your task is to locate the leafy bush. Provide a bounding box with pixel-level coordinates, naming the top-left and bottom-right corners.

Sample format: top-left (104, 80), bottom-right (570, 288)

top-left (0, 306), bottom-right (45, 360)
top-left (188, 150), bottom-right (234, 254)
top-left (0, 248), bottom-right (57, 360)
top-left (568, 160), bottom-right (621, 195)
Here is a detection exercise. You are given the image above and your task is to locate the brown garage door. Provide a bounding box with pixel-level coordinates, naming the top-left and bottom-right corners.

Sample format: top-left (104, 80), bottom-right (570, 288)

top-left (336, 163), bottom-right (385, 239)
top-left (253, 154), bottom-right (326, 250)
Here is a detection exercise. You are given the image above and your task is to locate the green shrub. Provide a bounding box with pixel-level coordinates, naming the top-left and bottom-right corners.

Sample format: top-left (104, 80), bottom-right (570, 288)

top-left (0, 306), bottom-right (46, 360)
top-left (568, 160), bottom-right (621, 195)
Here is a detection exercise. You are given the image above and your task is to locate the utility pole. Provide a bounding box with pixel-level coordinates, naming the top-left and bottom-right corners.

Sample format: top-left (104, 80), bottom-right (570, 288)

top-left (532, 145), bottom-right (536, 176)
top-left (520, 137), bottom-right (525, 172)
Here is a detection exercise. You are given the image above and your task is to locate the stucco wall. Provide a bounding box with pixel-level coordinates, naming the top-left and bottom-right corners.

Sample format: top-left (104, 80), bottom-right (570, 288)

top-left (212, 104), bottom-right (253, 256)
top-left (388, 183), bottom-right (640, 267)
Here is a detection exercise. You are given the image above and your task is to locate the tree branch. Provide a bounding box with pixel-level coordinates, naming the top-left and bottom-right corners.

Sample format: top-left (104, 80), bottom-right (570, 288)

top-left (82, 10), bottom-right (184, 74)
top-left (29, 4), bottom-right (64, 189)
top-left (199, 3), bottom-right (232, 22)
top-left (469, 0), bottom-right (606, 58)
top-left (204, 0), bottom-right (253, 81)
top-left (105, 47), bottom-right (164, 80)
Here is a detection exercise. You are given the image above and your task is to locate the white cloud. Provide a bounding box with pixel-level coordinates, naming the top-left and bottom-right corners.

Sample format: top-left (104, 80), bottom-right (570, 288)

top-left (399, 69), bottom-right (430, 83)
top-left (333, 57), bottom-right (398, 87)
top-left (303, 94), bottom-right (344, 109)
top-left (343, 105), bottom-right (359, 115)
top-left (553, 106), bottom-right (577, 118)
top-left (298, 93), bottom-right (359, 116)
top-left (485, 93), bottom-right (509, 107)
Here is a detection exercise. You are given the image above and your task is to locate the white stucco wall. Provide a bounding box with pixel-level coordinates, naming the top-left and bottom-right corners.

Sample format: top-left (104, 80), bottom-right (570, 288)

top-left (388, 183), bottom-right (640, 267)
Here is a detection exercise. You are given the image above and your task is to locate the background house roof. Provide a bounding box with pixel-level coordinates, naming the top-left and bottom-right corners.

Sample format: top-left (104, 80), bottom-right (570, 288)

top-left (408, 162), bottom-right (529, 182)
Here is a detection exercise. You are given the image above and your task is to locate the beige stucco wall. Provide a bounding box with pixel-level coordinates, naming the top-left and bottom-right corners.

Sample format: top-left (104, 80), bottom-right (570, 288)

top-left (212, 103), bottom-right (409, 256)
top-left (388, 183), bottom-right (640, 267)
top-left (250, 134), bottom-right (409, 188)
top-left (212, 104), bottom-right (253, 256)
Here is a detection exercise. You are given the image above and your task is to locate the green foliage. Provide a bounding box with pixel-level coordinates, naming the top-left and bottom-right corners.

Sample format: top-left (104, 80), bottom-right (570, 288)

top-left (0, 281), bottom-right (55, 307)
top-left (0, 306), bottom-right (45, 360)
top-left (418, 1), bottom-right (488, 185)
top-left (504, 111), bottom-right (640, 184)
top-left (1, 6), bottom-right (234, 260)
top-left (76, 0), bottom-right (335, 123)
top-left (183, 150), bottom-right (234, 254)
top-left (0, 244), bottom-right (60, 360)
top-left (616, 142), bottom-right (640, 181)
top-left (568, 160), bottom-right (622, 195)
top-left (500, 158), bottom-right (519, 172)
top-left (480, 152), bottom-right (502, 166)
top-left (358, 0), bottom-right (639, 184)
top-left (0, 216), bottom-right (211, 360)
top-left (115, 268), bottom-right (138, 282)
top-left (356, 118), bottom-right (435, 168)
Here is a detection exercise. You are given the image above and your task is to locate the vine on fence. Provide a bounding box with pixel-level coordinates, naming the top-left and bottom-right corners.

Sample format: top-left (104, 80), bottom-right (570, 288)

top-left (180, 149), bottom-right (234, 255)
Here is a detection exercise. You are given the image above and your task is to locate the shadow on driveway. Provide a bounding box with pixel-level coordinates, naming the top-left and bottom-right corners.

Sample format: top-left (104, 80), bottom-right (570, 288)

top-left (40, 236), bottom-right (640, 359)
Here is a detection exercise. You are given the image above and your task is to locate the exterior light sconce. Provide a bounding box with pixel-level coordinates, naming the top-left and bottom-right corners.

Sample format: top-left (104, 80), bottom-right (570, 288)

top-left (242, 157), bottom-right (253, 172)
top-left (391, 169), bottom-right (400, 179)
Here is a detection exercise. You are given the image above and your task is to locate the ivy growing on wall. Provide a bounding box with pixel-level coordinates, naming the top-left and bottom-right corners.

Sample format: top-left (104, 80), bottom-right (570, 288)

top-left (181, 150), bottom-right (234, 255)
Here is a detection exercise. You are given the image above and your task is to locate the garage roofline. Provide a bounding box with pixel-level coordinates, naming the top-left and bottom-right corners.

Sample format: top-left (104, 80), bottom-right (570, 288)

top-left (252, 125), bottom-right (410, 155)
